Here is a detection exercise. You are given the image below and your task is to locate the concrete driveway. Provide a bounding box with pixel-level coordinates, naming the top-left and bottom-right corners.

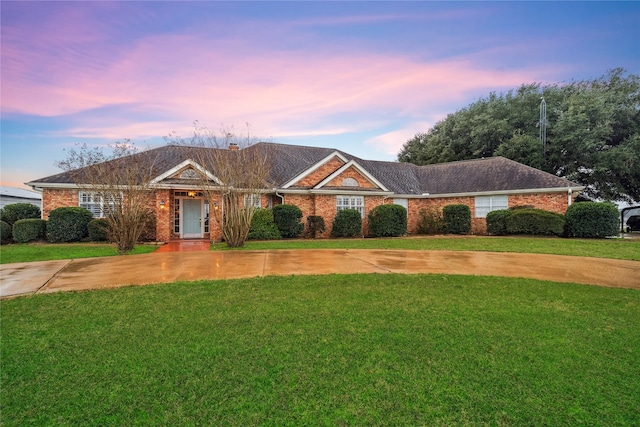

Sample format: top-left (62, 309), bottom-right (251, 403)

top-left (2, 249), bottom-right (639, 298)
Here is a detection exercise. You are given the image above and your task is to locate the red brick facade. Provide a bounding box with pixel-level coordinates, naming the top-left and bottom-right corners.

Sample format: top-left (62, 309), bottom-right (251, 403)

top-left (40, 160), bottom-right (577, 241)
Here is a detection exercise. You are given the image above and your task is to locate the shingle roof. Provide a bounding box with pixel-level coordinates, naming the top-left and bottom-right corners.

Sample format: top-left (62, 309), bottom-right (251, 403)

top-left (28, 142), bottom-right (581, 195)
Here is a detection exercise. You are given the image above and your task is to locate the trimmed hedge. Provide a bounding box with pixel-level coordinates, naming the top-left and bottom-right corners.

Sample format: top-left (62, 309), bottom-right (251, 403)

top-left (0, 203), bottom-right (41, 226)
top-left (486, 209), bottom-right (511, 236)
top-left (331, 209), bottom-right (362, 238)
top-left (47, 207), bottom-right (93, 243)
top-left (565, 202), bottom-right (619, 238)
top-left (443, 204), bottom-right (471, 234)
top-left (368, 204), bottom-right (407, 237)
top-left (505, 208), bottom-right (565, 236)
top-left (12, 219), bottom-right (47, 243)
top-left (88, 219), bottom-right (110, 242)
top-left (272, 204), bottom-right (304, 238)
top-left (306, 215), bottom-right (326, 238)
top-left (248, 209), bottom-right (282, 240)
top-left (0, 220), bottom-right (11, 244)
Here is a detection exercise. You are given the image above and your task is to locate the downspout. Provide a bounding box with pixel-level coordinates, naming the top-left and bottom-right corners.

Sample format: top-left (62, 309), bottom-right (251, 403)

top-left (275, 190), bottom-right (285, 205)
top-left (568, 188), bottom-right (573, 207)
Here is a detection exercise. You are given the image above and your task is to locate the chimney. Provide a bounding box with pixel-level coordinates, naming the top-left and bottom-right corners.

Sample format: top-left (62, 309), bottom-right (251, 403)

top-left (228, 142), bottom-right (239, 151)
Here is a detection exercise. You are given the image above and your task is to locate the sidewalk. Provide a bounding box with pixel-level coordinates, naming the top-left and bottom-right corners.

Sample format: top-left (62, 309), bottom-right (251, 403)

top-left (2, 249), bottom-right (639, 298)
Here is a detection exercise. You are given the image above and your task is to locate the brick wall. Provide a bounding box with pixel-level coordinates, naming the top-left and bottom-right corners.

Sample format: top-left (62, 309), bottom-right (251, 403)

top-left (325, 166), bottom-right (377, 188)
top-left (42, 189), bottom-right (79, 219)
top-left (294, 157), bottom-right (345, 187)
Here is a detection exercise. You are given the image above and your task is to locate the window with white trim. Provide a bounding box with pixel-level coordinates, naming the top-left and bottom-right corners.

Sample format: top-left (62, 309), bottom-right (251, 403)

top-left (79, 191), bottom-right (119, 218)
top-left (337, 195), bottom-right (364, 217)
top-left (475, 195), bottom-right (508, 218)
top-left (244, 194), bottom-right (261, 208)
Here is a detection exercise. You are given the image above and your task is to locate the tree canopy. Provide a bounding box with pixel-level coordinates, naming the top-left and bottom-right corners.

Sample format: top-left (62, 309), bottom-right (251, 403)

top-left (398, 69), bottom-right (640, 203)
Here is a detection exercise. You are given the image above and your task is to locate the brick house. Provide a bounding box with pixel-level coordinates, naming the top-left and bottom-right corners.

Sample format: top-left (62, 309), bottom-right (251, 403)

top-left (27, 142), bottom-right (583, 241)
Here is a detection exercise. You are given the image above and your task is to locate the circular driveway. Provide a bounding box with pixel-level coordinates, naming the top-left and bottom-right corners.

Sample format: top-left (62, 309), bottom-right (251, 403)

top-left (2, 249), bottom-right (638, 298)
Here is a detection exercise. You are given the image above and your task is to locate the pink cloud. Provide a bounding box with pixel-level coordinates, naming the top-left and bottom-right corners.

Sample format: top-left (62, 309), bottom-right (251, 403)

top-left (2, 15), bottom-right (558, 144)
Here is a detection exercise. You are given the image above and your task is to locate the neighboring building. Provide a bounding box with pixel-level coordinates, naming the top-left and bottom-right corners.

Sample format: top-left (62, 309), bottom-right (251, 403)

top-left (0, 186), bottom-right (42, 210)
top-left (26, 142), bottom-right (583, 241)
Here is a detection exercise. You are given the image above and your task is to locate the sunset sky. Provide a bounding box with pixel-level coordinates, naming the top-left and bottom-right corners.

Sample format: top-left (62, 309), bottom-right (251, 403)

top-left (1, 1), bottom-right (639, 189)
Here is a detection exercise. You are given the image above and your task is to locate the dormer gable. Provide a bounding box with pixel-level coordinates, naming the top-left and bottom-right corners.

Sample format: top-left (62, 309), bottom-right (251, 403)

top-left (314, 160), bottom-right (389, 191)
top-left (151, 159), bottom-right (222, 185)
top-left (282, 151), bottom-right (349, 188)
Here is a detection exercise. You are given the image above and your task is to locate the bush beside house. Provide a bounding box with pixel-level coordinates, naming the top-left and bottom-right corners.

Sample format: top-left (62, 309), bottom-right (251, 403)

top-left (417, 207), bottom-right (445, 235)
top-left (368, 204), bottom-right (407, 237)
top-left (273, 204), bottom-right (304, 238)
top-left (506, 208), bottom-right (565, 236)
top-left (0, 203), bottom-right (41, 226)
top-left (47, 207), bottom-right (93, 243)
top-left (12, 219), bottom-right (47, 243)
top-left (0, 220), bottom-right (11, 244)
top-left (248, 209), bottom-right (281, 240)
top-left (305, 215), bottom-right (326, 238)
top-left (88, 219), bottom-right (110, 242)
top-left (565, 202), bottom-right (619, 238)
top-left (331, 209), bottom-right (362, 237)
top-left (443, 204), bottom-right (471, 234)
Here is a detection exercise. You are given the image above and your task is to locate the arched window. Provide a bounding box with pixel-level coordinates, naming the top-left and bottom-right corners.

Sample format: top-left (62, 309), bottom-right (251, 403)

top-left (342, 177), bottom-right (359, 187)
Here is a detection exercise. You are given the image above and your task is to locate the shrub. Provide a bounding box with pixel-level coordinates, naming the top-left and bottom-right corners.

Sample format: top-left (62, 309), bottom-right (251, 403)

top-left (47, 207), bottom-right (93, 243)
top-left (417, 207), bottom-right (445, 235)
top-left (88, 219), bottom-right (110, 242)
top-left (306, 215), bottom-right (326, 238)
top-left (368, 204), bottom-right (407, 237)
top-left (272, 204), bottom-right (304, 238)
top-left (248, 209), bottom-right (281, 240)
top-left (443, 204), bottom-right (471, 234)
top-left (0, 203), bottom-right (41, 226)
top-left (505, 208), bottom-right (565, 236)
top-left (486, 209), bottom-right (511, 236)
top-left (0, 220), bottom-right (11, 244)
top-left (138, 213), bottom-right (157, 242)
top-left (565, 202), bottom-right (619, 238)
top-left (331, 209), bottom-right (362, 238)
top-left (12, 219), bottom-right (47, 243)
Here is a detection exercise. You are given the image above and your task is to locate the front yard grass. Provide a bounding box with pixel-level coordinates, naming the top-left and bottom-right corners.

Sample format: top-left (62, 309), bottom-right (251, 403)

top-left (0, 242), bottom-right (158, 264)
top-left (2, 274), bottom-right (639, 426)
top-left (215, 235), bottom-right (640, 261)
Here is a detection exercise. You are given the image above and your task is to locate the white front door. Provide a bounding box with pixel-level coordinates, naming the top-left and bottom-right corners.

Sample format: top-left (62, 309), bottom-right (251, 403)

top-left (182, 199), bottom-right (203, 238)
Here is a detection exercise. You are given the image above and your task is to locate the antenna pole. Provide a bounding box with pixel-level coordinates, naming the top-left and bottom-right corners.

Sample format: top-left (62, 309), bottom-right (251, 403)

top-left (539, 97), bottom-right (547, 157)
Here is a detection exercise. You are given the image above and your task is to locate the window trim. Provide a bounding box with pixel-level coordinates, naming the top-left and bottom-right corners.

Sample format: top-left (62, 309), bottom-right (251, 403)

top-left (79, 191), bottom-right (119, 218)
top-left (336, 195), bottom-right (365, 218)
top-left (475, 195), bottom-right (508, 218)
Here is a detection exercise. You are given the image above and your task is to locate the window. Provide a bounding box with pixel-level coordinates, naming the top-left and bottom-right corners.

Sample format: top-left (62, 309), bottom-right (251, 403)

top-left (244, 194), bottom-right (261, 208)
top-left (475, 195), bottom-right (508, 218)
top-left (342, 177), bottom-right (359, 187)
top-left (337, 195), bottom-right (364, 217)
top-left (79, 191), bottom-right (118, 218)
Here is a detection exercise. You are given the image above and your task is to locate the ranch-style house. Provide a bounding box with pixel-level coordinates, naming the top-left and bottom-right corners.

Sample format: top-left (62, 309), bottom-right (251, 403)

top-left (27, 142), bottom-right (584, 241)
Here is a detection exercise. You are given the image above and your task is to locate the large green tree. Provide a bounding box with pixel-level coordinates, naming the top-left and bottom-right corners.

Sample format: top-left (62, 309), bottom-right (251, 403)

top-left (398, 69), bottom-right (640, 203)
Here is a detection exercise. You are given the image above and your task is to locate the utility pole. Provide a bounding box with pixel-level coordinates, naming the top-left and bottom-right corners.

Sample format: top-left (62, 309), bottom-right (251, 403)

top-left (539, 97), bottom-right (547, 157)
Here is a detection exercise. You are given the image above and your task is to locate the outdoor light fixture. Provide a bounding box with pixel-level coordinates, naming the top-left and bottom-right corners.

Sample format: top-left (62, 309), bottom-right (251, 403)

top-left (159, 199), bottom-right (166, 209)
top-left (213, 201), bottom-right (219, 210)
top-left (187, 191), bottom-right (197, 198)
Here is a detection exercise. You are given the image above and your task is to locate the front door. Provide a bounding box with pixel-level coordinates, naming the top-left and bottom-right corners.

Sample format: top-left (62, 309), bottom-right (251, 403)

top-left (182, 199), bottom-right (203, 238)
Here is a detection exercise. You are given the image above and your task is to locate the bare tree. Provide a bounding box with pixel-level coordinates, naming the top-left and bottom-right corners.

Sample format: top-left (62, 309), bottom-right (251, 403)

top-left (168, 123), bottom-right (273, 248)
top-left (56, 141), bottom-right (158, 253)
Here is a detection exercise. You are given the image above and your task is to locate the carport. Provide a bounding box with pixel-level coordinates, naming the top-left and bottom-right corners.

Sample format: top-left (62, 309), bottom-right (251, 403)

top-left (621, 205), bottom-right (640, 232)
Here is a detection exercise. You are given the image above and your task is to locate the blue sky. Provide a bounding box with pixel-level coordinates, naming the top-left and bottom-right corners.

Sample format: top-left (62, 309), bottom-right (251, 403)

top-left (1, 1), bottom-right (639, 189)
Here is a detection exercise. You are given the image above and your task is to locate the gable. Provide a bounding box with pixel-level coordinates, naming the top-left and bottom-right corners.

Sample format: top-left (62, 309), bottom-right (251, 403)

top-left (151, 159), bottom-right (222, 185)
top-left (314, 160), bottom-right (389, 191)
top-left (283, 152), bottom-right (348, 188)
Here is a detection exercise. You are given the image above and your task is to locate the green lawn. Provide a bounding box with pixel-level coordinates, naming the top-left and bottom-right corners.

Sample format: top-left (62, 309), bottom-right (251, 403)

top-left (2, 274), bottom-right (639, 426)
top-left (215, 235), bottom-right (640, 261)
top-left (0, 243), bottom-right (158, 264)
